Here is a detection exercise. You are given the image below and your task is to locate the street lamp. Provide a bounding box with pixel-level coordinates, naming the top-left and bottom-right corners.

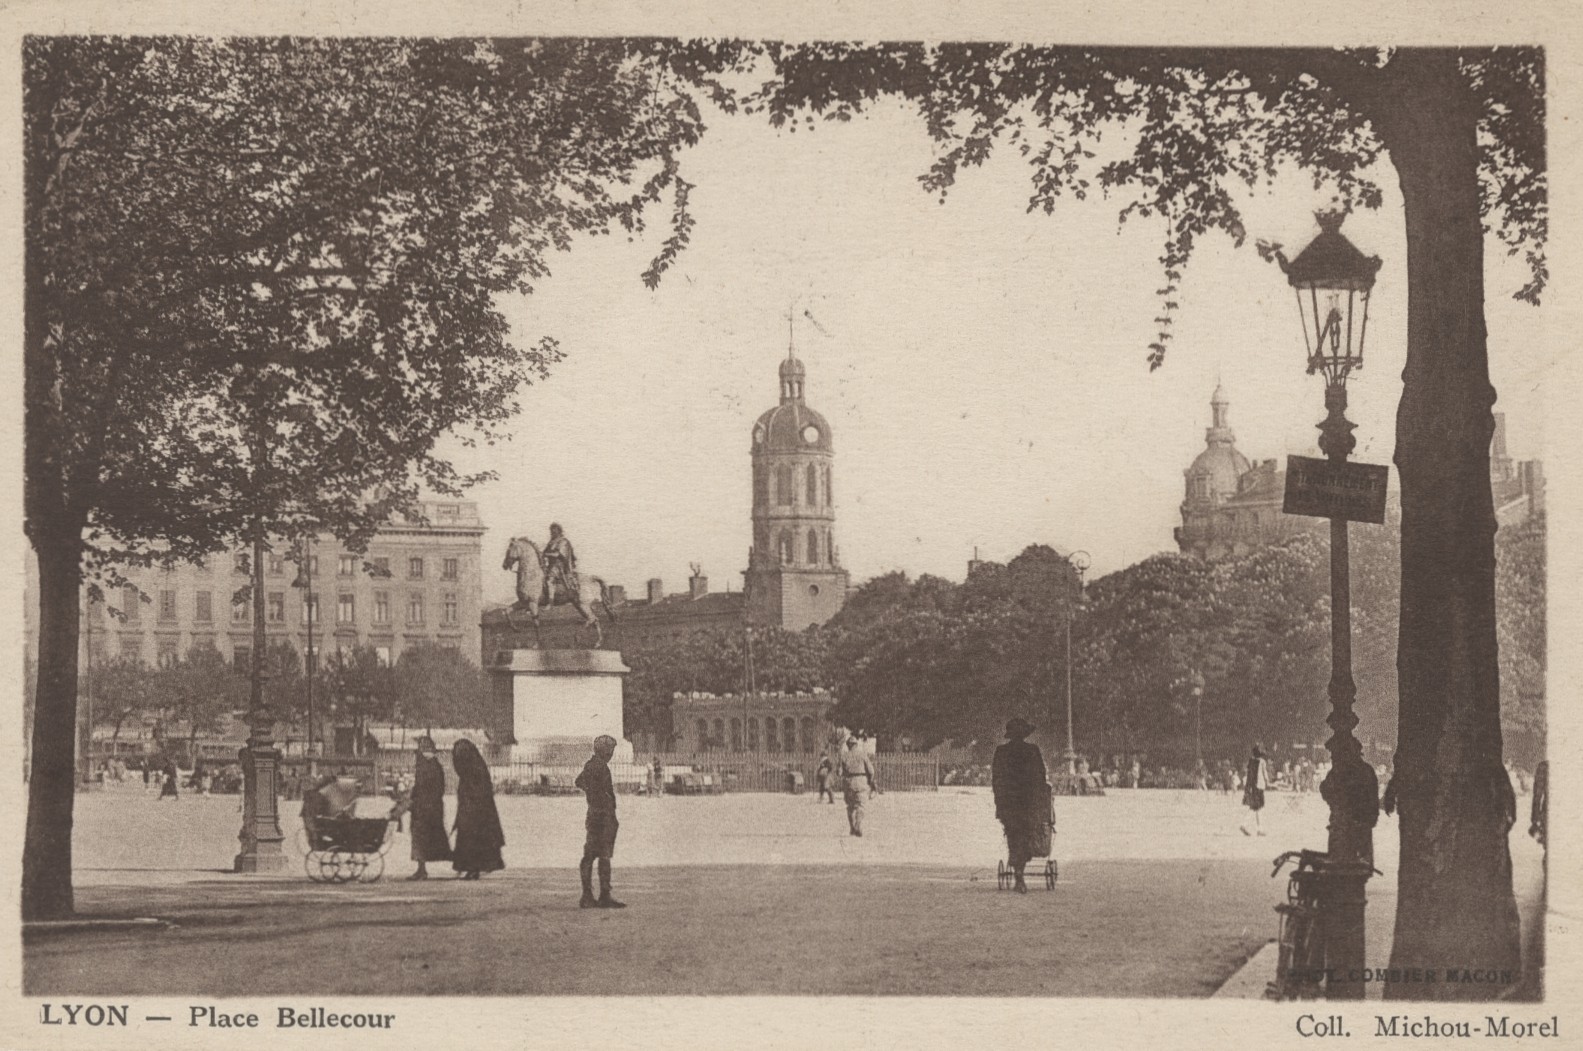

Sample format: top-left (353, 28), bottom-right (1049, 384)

top-left (1060, 550), bottom-right (1091, 784)
top-left (1276, 208), bottom-right (1383, 1000)
top-left (1190, 669), bottom-right (1205, 775)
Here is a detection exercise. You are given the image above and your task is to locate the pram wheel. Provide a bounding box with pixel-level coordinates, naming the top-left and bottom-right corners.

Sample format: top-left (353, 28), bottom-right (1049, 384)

top-left (997, 859), bottom-right (1011, 891)
top-left (1044, 859), bottom-right (1057, 888)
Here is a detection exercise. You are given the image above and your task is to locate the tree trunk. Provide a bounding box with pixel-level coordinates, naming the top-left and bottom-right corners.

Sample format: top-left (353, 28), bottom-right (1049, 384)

top-left (23, 535), bottom-right (83, 920)
top-left (1378, 50), bottom-right (1521, 997)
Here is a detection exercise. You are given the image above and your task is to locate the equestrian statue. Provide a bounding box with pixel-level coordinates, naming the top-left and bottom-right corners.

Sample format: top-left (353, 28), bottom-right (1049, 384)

top-left (502, 523), bottom-right (614, 647)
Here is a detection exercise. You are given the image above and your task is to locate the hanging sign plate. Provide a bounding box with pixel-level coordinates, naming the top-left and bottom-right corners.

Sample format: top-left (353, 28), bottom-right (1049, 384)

top-left (1282, 455), bottom-right (1389, 524)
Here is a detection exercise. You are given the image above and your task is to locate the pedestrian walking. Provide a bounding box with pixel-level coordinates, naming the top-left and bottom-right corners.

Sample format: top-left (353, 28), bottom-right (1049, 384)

top-left (991, 717), bottom-right (1052, 894)
top-left (815, 752), bottom-right (835, 803)
top-left (650, 755), bottom-right (665, 798)
top-left (405, 736), bottom-right (452, 881)
top-left (576, 734), bottom-right (625, 909)
top-left (159, 757), bottom-right (179, 800)
top-left (141, 762), bottom-right (151, 794)
top-left (837, 735), bottom-right (876, 837)
top-left (1241, 745), bottom-right (1270, 836)
top-left (450, 738), bottom-right (504, 880)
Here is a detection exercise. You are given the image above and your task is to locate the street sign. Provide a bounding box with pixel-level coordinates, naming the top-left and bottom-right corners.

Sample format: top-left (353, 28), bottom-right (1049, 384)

top-left (1282, 455), bottom-right (1389, 524)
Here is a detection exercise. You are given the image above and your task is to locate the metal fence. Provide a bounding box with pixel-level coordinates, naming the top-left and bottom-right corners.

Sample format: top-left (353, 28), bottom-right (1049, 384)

top-left (279, 750), bottom-right (939, 796)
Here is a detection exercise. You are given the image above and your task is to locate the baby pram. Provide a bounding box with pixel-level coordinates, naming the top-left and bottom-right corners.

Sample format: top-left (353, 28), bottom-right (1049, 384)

top-left (300, 775), bottom-right (397, 883)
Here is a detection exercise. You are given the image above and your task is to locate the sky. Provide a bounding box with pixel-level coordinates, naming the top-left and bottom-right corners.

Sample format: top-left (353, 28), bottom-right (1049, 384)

top-left (441, 97), bottom-right (1548, 608)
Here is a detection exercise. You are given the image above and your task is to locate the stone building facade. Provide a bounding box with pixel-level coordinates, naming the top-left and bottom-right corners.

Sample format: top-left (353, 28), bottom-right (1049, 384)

top-left (670, 688), bottom-right (839, 754)
top-left (1174, 387), bottom-right (1543, 560)
top-left (36, 499), bottom-right (487, 672)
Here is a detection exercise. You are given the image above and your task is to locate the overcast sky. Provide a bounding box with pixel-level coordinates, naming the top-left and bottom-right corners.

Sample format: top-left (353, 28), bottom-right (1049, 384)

top-left (443, 96), bottom-right (1547, 608)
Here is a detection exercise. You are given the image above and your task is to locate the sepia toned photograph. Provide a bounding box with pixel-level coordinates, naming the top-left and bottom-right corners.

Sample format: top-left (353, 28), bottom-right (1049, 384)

top-left (11, 13), bottom-right (1565, 1038)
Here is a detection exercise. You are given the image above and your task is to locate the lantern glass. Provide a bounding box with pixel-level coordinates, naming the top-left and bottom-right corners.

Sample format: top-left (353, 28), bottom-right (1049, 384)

top-left (1295, 280), bottom-right (1371, 385)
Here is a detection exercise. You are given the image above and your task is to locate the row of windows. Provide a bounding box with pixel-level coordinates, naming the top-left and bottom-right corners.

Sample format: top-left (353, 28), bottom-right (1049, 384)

top-left (115, 637), bottom-right (460, 670)
top-left (774, 527), bottom-right (834, 566)
top-left (120, 587), bottom-right (461, 627)
top-left (756, 463), bottom-right (833, 509)
top-left (229, 554), bottom-right (464, 581)
top-left (691, 715), bottom-right (819, 753)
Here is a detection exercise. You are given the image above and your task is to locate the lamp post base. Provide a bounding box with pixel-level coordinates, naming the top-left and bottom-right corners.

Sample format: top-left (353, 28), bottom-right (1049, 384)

top-left (234, 741), bottom-right (288, 874)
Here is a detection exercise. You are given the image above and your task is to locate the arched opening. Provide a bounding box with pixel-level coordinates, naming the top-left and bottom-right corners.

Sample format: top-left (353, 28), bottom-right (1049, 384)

top-left (765, 718), bottom-right (779, 752)
top-left (712, 718), bottom-right (725, 749)
top-left (800, 717), bottom-right (815, 753)
top-left (730, 717), bottom-right (743, 751)
top-left (806, 464), bottom-right (818, 506)
top-left (747, 717), bottom-right (760, 751)
top-left (778, 532), bottom-right (792, 564)
top-left (783, 717), bottom-right (798, 753)
top-left (807, 529), bottom-right (819, 564)
top-left (776, 465), bottom-right (792, 505)
top-left (824, 465), bottom-right (832, 506)
top-left (695, 719), bottom-right (708, 751)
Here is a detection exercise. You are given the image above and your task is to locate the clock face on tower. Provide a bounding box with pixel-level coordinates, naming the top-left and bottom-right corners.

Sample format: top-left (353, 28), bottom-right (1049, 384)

top-left (753, 426), bottom-right (765, 445)
top-left (801, 424), bottom-right (820, 444)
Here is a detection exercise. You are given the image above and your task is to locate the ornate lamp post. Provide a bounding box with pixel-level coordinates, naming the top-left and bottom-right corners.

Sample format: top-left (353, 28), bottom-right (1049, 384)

top-left (1277, 209), bottom-right (1383, 999)
top-left (1059, 550), bottom-right (1091, 783)
top-left (1191, 670), bottom-right (1205, 774)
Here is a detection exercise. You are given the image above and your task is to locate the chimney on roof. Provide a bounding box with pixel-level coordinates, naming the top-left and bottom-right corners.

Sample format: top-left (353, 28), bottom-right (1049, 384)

top-left (689, 563), bottom-right (708, 600)
top-left (606, 584), bottom-right (626, 606)
top-left (647, 578), bottom-right (664, 604)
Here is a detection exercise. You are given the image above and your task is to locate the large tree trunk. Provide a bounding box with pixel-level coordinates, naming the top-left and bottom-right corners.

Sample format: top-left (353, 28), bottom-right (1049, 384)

top-left (23, 534), bottom-right (83, 921)
top-left (1378, 50), bottom-right (1521, 998)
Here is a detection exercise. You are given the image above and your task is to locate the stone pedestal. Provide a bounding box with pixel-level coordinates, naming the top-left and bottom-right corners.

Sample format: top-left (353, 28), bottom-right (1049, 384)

top-left (234, 742), bottom-right (288, 873)
top-left (489, 649), bottom-right (633, 764)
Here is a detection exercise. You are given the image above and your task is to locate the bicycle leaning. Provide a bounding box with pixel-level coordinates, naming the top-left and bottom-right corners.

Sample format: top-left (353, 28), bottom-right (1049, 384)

top-left (1268, 848), bottom-right (1330, 1000)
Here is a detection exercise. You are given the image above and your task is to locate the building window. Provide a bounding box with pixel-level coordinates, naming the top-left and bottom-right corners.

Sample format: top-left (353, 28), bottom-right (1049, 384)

top-left (408, 557), bottom-right (424, 580)
top-left (337, 594), bottom-right (355, 625)
top-left (765, 718), bottom-right (779, 752)
top-left (339, 554), bottom-right (357, 577)
top-left (776, 465), bottom-right (792, 505)
top-left (783, 717), bottom-right (798, 754)
top-left (442, 557), bottom-right (459, 581)
top-left (778, 532), bottom-right (792, 565)
top-left (231, 596), bottom-right (250, 623)
top-left (801, 717), bottom-right (815, 753)
top-left (372, 557), bottom-right (391, 578)
top-left (712, 718), bottom-right (725, 748)
top-left (731, 718), bottom-right (743, 751)
top-left (374, 591), bottom-right (390, 624)
top-left (695, 719), bottom-right (708, 749)
top-left (234, 553), bottom-right (249, 575)
top-left (194, 591), bottom-right (213, 623)
top-left (120, 634), bottom-right (142, 661)
top-left (754, 468), bottom-right (767, 508)
top-left (123, 586), bottom-right (141, 623)
top-left (375, 645), bottom-right (392, 666)
top-left (824, 465), bottom-right (832, 507)
top-left (407, 593), bottom-right (424, 625)
top-left (267, 592), bottom-right (286, 623)
top-left (233, 645), bottom-right (251, 672)
top-left (301, 592), bottom-right (319, 626)
top-left (806, 465), bottom-right (818, 506)
top-left (156, 639), bottom-right (179, 668)
top-left (747, 717), bottom-right (759, 751)
top-left (158, 590), bottom-right (177, 622)
top-left (807, 530), bottom-right (819, 564)
top-left (268, 553), bottom-right (285, 576)
top-left (443, 593), bottom-right (458, 626)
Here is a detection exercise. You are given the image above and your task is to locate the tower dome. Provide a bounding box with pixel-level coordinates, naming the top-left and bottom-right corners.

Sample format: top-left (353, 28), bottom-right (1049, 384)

top-left (752, 347), bottom-right (832, 453)
top-left (1185, 384), bottom-right (1249, 502)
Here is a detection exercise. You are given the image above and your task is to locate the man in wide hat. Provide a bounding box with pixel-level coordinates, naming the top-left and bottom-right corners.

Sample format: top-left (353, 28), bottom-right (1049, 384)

top-left (992, 717), bottom-right (1051, 893)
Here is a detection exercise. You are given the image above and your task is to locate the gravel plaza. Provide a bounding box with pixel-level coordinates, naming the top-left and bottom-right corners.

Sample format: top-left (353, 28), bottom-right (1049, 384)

top-left (26, 784), bottom-right (1546, 998)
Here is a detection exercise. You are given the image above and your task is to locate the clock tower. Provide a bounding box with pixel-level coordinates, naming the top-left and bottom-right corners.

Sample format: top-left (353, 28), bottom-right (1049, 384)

top-left (743, 344), bottom-right (849, 630)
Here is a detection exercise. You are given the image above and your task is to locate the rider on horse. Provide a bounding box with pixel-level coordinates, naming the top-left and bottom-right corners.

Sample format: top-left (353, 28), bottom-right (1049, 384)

top-left (543, 523), bottom-right (580, 605)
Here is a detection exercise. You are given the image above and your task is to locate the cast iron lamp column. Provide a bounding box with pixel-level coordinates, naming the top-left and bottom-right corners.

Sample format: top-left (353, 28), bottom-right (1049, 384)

top-left (1277, 209), bottom-right (1383, 1000)
top-left (1061, 551), bottom-right (1091, 779)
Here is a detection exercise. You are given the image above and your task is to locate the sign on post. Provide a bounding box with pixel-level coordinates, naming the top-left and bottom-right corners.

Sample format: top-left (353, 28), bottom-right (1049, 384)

top-left (1282, 455), bottom-right (1389, 524)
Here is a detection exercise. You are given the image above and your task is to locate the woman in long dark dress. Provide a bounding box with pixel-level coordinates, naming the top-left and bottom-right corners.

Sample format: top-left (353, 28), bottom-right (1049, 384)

top-left (451, 738), bottom-right (504, 879)
top-left (407, 736), bottom-right (452, 880)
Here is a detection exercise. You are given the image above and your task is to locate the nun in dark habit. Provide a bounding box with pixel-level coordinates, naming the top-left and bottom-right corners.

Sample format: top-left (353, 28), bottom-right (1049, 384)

top-left (405, 736), bottom-right (452, 880)
top-left (451, 738), bottom-right (505, 880)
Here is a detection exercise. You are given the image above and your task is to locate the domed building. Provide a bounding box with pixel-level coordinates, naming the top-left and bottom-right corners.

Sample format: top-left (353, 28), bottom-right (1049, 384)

top-left (743, 346), bottom-right (850, 629)
top-left (1175, 384), bottom-right (1295, 559)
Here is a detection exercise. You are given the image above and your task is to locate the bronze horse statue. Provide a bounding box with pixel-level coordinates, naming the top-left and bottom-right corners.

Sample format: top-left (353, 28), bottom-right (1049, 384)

top-left (501, 536), bottom-right (613, 647)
